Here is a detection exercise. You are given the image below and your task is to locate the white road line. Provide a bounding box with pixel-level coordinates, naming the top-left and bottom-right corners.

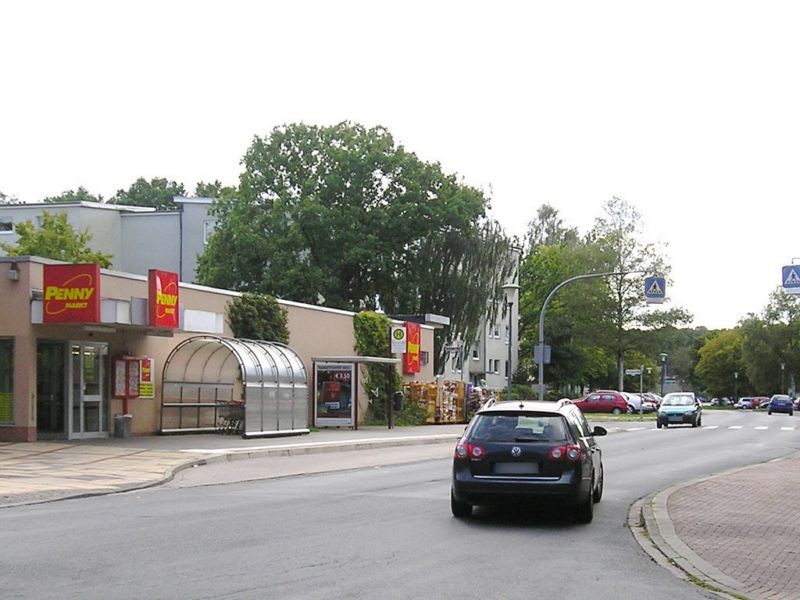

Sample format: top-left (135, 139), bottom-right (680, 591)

top-left (781, 427), bottom-right (796, 431)
top-left (754, 426), bottom-right (769, 430)
top-left (702, 425), bottom-right (719, 430)
top-left (728, 426), bottom-right (743, 430)
top-left (625, 427), bottom-right (646, 431)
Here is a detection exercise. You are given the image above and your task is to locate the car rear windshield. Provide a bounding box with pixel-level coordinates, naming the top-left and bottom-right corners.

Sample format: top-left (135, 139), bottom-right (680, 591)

top-left (469, 412), bottom-right (569, 443)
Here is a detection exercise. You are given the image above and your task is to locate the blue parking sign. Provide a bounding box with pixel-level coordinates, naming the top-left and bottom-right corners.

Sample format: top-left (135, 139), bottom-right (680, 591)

top-left (644, 276), bottom-right (666, 304)
top-left (782, 265), bottom-right (800, 295)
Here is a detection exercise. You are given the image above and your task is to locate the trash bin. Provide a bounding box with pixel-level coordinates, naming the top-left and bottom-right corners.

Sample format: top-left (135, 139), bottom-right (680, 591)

top-left (114, 413), bottom-right (132, 438)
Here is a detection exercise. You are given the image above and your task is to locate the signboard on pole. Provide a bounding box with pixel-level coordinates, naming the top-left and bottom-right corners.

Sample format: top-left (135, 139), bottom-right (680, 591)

top-left (644, 276), bottom-right (666, 304)
top-left (625, 369), bottom-right (642, 376)
top-left (390, 325), bottom-right (407, 354)
top-left (782, 265), bottom-right (800, 295)
top-left (534, 344), bottom-right (551, 365)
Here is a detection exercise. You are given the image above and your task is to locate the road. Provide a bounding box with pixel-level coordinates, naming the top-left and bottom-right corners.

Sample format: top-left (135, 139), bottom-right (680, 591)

top-left (1, 409), bottom-right (797, 599)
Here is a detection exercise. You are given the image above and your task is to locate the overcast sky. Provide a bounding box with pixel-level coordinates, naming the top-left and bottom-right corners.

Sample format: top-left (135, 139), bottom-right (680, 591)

top-left (3, 1), bottom-right (798, 329)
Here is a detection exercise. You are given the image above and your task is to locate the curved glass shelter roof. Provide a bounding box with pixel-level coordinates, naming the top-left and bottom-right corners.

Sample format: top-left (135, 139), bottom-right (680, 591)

top-left (160, 335), bottom-right (308, 437)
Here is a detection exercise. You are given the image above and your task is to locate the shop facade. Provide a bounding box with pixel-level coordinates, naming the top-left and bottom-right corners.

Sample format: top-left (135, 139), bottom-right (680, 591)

top-left (0, 256), bottom-right (435, 442)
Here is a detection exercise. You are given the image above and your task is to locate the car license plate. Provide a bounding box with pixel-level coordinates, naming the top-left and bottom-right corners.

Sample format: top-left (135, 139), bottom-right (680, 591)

top-left (493, 462), bottom-right (538, 475)
top-left (668, 416), bottom-right (683, 422)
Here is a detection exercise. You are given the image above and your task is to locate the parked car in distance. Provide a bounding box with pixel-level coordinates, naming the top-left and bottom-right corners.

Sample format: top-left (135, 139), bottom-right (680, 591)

top-left (621, 392), bottom-right (655, 413)
top-left (752, 396), bottom-right (770, 409)
top-left (572, 390), bottom-right (630, 414)
top-left (657, 392), bottom-right (702, 428)
top-left (736, 397), bottom-right (754, 409)
top-left (767, 394), bottom-right (794, 416)
top-left (642, 392), bottom-right (662, 408)
top-left (793, 397), bottom-right (800, 411)
top-left (451, 399), bottom-right (606, 523)
top-left (711, 397), bottom-right (732, 407)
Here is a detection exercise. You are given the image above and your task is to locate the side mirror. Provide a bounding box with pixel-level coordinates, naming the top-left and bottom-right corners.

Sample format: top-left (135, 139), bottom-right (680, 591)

top-left (592, 426), bottom-right (607, 437)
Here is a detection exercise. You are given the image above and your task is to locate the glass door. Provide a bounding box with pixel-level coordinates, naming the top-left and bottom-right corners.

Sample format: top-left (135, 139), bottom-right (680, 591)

top-left (70, 342), bottom-right (109, 438)
top-left (37, 342), bottom-right (67, 439)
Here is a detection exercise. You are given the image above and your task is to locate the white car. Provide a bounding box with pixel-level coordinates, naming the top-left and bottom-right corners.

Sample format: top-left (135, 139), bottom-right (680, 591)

top-left (622, 392), bottom-right (655, 413)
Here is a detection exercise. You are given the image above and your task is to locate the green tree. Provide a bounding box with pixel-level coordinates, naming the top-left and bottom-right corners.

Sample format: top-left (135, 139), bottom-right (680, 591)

top-left (0, 212), bottom-right (112, 267)
top-left (198, 121), bottom-right (513, 373)
top-left (43, 186), bottom-right (104, 203)
top-left (226, 293), bottom-right (289, 343)
top-left (588, 196), bottom-right (675, 390)
top-left (109, 177), bottom-right (186, 210)
top-left (694, 329), bottom-right (749, 398)
top-left (0, 190), bottom-right (18, 205)
top-left (194, 180), bottom-right (236, 199)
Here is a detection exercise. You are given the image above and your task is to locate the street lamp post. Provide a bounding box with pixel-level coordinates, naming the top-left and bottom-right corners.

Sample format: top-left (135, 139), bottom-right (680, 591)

top-left (734, 371), bottom-right (739, 404)
top-left (659, 353), bottom-right (668, 396)
top-left (502, 283), bottom-right (520, 402)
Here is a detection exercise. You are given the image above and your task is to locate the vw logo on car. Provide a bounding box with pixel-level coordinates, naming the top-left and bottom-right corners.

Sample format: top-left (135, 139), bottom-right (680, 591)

top-left (511, 446), bottom-right (522, 457)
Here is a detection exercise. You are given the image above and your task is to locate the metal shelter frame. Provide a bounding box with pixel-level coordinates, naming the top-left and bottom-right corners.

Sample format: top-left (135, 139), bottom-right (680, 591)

top-left (160, 335), bottom-right (309, 438)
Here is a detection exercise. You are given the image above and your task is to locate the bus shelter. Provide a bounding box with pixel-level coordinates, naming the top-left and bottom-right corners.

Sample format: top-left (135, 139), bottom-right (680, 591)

top-left (160, 335), bottom-right (308, 438)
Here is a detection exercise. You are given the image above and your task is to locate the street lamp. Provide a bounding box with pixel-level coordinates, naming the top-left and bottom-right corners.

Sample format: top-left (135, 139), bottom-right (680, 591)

top-left (734, 371), bottom-right (739, 404)
top-left (502, 283), bottom-right (520, 402)
top-left (659, 353), bottom-right (668, 396)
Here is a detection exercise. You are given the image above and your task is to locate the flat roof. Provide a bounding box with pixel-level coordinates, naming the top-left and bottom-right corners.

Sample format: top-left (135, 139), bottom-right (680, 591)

top-left (312, 356), bottom-right (401, 364)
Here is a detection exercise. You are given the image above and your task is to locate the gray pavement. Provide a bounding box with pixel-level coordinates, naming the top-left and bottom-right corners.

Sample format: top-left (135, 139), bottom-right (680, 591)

top-left (2, 422), bottom-right (798, 600)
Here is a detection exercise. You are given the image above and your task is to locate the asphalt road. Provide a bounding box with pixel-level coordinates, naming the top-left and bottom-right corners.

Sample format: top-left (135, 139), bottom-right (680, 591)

top-left (1, 409), bottom-right (797, 600)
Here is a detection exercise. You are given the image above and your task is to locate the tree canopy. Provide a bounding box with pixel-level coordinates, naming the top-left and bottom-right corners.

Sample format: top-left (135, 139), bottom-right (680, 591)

top-left (0, 212), bottom-right (112, 267)
top-left (43, 186), bottom-right (104, 203)
top-left (109, 177), bottom-right (186, 210)
top-left (197, 122), bottom-right (515, 371)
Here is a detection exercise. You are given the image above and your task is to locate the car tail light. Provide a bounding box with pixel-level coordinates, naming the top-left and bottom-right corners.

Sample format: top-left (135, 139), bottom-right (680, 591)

top-left (455, 441), bottom-right (486, 461)
top-left (548, 445), bottom-right (583, 461)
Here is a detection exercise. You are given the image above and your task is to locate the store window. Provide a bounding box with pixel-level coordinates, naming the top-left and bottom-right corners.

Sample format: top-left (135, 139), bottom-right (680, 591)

top-left (0, 338), bottom-right (13, 423)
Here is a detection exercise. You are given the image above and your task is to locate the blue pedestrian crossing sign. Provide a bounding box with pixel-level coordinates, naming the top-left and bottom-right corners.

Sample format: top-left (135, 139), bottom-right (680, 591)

top-left (644, 276), bottom-right (666, 304)
top-left (782, 265), bottom-right (800, 295)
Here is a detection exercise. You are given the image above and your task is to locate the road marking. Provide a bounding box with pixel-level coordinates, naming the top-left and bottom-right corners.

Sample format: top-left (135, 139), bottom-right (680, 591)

top-left (781, 427), bottom-right (795, 431)
top-left (728, 426), bottom-right (743, 430)
top-left (754, 426), bottom-right (768, 430)
top-left (625, 427), bottom-right (646, 431)
top-left (702, 425), bottom-right (719, 430)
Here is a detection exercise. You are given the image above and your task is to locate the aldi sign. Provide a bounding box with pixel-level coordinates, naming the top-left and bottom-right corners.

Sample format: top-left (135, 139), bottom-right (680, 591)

top-left (43, 263), bottom-right (101, 323)
top-left (148, 269), bottom-right (180, 328)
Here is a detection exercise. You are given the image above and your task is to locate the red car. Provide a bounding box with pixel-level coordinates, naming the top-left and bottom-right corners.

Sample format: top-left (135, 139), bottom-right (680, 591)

top-left (572, 391), bottom-right (630, 414)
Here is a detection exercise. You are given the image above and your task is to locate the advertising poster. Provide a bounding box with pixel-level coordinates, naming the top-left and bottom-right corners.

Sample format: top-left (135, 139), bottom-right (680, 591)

top-left (315, 362), bottom-right (354, 426)
top-left (42, 263), bottom-right (101, 324)
top-left (403, 322), bottom-right (421, 374)
top-left (148, 269), bottom-right (180, 328)
top-left (138, 357), bottom-right (154, 398)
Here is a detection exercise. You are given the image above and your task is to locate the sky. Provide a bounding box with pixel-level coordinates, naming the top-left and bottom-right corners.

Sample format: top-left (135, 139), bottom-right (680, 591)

top-left (2, 1), bottom-right (799, 329)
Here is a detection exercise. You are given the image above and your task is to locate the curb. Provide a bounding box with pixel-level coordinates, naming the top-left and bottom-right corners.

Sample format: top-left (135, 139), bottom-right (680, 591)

top-left (0, 433), bottom-right (461, 509)
top-left (628, 452), bottom-right (800, 600)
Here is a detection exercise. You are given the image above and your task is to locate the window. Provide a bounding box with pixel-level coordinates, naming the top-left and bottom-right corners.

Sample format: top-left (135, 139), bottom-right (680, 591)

top-left (472, 344), bottom-right (479, 360)
top-left (505, 325), bottom-right (509, 343)
top-left (0, 218), bottom-right (12, 233)
top-left (492, 323), bottom-right (500, 338)
top-left (420, 351), bottom-right (429, 366)
top-left (505, 360), bottom-right (509, 378)
top-left (0, 338), bottom-right (12, 423)
top-left (490, 359), bottom-right (500, 374)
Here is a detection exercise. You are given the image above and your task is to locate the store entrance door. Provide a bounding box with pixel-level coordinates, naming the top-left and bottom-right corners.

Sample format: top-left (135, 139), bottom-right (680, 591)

top-left (37, 341), bottom-right (67, 439)
top-left (70, 342), bottom-right (109, 439)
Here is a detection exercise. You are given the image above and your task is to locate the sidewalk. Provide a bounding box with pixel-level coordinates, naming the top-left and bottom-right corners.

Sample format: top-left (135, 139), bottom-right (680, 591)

top-left (0, 424), bottom-right (466, 508)
top-left (630, 452), bottom-right (800, 600)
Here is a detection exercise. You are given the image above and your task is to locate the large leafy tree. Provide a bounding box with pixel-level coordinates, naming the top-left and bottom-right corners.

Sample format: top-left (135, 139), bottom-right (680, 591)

top-left (588, 197), bottom-right (683, 389)
top-left (227, 293), bottom-right (289, 343)
top-left (43, 186), bottom-right (104, 203)
top-left (197, 122), bottom-right (514, 372)
top-left (694, 329), bottom-right (750, 398)
top-left (109, 177), bottom-right (186, 210)
top-left (0, 212), bottom-right (112, 267)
